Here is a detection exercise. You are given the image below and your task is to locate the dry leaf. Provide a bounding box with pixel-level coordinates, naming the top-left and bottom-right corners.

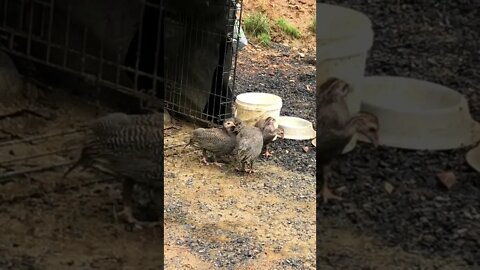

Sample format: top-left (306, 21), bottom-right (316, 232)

top-left (437, 171), bottom-right (457, 189)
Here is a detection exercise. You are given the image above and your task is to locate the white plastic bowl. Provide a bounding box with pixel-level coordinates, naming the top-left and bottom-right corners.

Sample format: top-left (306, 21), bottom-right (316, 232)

top-left (359, 76), bottom-right (480, 150)
top-left (278, 116), bottom-right (316, 140)
top-left (466, 144), bottom-right (480, 173)
top-left (234, 92), bottom-right (282, 128)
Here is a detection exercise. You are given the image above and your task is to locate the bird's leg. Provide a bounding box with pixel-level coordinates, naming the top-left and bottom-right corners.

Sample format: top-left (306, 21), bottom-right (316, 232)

top-left (201, 149), bottom-right (210, 165)
top-left (236, 162), bottom-right (247, 173)
top-left (234, 161), bottom-right (243, 172)
top-left (115, 180), bottom-right (162, 228)
top-left (317, 165), bottom-right (343, 203)
top-left (262, 145), bottom-right (272, 157)
top-left (247, 161), bottom-right (255, 174)
top-left (212, 155), bottom-right (223, 168)
top-left (115, 178), bottom-right (137, 224)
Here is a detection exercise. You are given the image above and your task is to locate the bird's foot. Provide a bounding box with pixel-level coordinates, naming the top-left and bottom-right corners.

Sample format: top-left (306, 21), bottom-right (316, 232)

top-left (114, 206), bottom-right (136, 224)
top-left (211, 161), bottom-right (224, 168)
top-left (317, 187), bottom-right (343, 203)
top-left (245, 169), bottom-right (255, 174)
top-left (201, 157), bottom-right (210, 166)
top-left (263, 151), bottom-right (273, 158)
top-left (114, 206), bottom-right (161, 229)
top-left (235, 167), bottom-right (244, 173)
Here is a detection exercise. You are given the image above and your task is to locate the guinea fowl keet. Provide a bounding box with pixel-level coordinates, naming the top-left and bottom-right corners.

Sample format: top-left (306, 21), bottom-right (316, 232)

top-left (316, 77), bottom-right (379, 203)
top-left (254, 117), bottom-right (283, 157)
top-left (63, 112), bottom-right (164, 227)
top-left (233, 118), bottom-right (264, 174)
top-left (185, 118), bottom-right (237, 167)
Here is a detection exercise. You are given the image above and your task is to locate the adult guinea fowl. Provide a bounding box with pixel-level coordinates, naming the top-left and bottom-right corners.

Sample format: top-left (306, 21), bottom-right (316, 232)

top-left (316, 77), bottom-right (379, 202)
top-left (185, 118), bottom-right (237, 167)
top-left (233, 118), bottom-right (267, 174)
top-left (63, 112), bottom-right (164, 227)
top-left (254, 117), bottom-right (285, 157)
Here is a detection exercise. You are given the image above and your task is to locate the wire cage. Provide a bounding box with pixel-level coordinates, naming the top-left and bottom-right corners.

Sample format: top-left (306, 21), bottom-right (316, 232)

top-left (163, 0), bottom-right (243, 125)
top-left (0, 0), bottom-right (243, 183)
top-left (0, 0), bottom-right (243, 124)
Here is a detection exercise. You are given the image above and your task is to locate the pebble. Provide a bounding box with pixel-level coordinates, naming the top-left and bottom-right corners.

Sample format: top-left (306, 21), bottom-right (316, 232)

top-left (319, 0), bottom-right (480, 263)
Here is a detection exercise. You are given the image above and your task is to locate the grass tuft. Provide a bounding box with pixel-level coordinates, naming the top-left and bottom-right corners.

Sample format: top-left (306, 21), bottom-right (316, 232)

top-left (244, 11), bottom-right (270, 37)
top-left (276, 18), bottom-right (302, 39)
top-left (257, 32), bottom-right (271, 46)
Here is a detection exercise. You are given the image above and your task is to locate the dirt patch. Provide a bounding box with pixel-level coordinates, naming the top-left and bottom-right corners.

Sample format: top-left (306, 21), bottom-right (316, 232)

top-left (164, 125), bottom-right (316, 269)
top-left (241, 0), bottom-right (316, 51)
top-left (0, 86), bottom-right (167, 269)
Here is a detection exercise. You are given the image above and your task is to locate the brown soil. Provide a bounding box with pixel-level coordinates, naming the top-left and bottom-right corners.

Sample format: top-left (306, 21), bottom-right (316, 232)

top-left (242, 0), bottom-right (316, 51)
top-left (0, 88), bottom-right (165, 269)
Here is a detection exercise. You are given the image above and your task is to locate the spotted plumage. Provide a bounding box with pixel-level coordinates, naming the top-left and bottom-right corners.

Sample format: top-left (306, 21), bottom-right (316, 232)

top-left (233, 119), bottom-right (264, 173)
top-left (185, 118), bottom-right (236, 167)
top-left (63, 112), bottom-right (163, 227)
top-left (254, 117), bottom-right (283, 157)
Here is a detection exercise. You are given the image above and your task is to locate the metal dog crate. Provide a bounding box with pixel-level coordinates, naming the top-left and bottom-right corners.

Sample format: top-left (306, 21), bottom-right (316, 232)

top-left (0, 0), bottom-right (243, 124)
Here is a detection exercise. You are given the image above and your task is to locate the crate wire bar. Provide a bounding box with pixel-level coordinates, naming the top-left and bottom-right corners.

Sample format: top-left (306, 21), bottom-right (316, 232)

top-left (163, 0), bottom-right (243, 125)
top-left (0, 0), bottom-right (243, 124)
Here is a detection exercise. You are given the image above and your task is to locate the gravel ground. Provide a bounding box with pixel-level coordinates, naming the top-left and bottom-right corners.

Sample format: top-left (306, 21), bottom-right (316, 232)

top-left (164, 129), bottom-right (316, 269)
top-left (319, 0), bottom-right (480, 266)
top-left (235, 44), bottom-right (317, 177)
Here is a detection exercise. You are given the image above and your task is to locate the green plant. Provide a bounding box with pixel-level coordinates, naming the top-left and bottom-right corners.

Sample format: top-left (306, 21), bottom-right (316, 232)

top-left (257, 32), bottom-right (271, 46)
top-left (276, 18), bottom-right (302, 39)
top-left (243, 11), bottom-right (272, 47)
top-left (244, 11), bottom-right (270, 38)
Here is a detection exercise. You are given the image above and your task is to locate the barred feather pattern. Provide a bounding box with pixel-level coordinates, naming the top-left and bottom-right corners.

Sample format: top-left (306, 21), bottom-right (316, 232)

top-left (64, 113), bottom-right (163, 185)
top-left (187, 126), bottom-right (236, 157)
top-left (234, 125), bottom-right (263, 165)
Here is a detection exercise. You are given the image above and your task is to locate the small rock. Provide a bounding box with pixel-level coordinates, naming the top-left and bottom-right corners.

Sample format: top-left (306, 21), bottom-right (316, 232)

top-left (299, 52), bottom-right (305, 58)
top-left (337, 186), bottom-right (347, 193)
top-left (436, 171), bottom-right (457, 189)
top-left (384, 181), bottom-right (395, 194)
top-left (302, 146), bottom-right (309, 153)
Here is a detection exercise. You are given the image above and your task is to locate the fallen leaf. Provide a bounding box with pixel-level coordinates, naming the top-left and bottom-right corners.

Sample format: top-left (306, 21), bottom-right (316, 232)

top-left (437, 171), bottom-right (457, 189)
top-left (384, 182), bottom-right (394, 194)
top-left (302, 146), bottom-right (309, 152)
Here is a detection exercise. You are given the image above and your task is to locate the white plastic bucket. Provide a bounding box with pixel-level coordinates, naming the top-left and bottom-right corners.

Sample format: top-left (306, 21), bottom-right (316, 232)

top-left (234, 92), bottom-right (283, 127)
top-left (316, 4), bottom-right (374, 153)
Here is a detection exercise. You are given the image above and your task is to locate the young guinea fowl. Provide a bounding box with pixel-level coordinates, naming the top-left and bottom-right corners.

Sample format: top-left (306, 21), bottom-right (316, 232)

top-left (254, 117), bottom-right (284, 157)
top-left (185, 119), bottom-right (237, 167)
top-left (64, 112), bottom-right (163, 177)
top-left (316, 77), bottom-right (379, 203)
top-left (233, 118), bottom-right (264, 174)
top-left (63, 113), bottom-right (163, 227)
